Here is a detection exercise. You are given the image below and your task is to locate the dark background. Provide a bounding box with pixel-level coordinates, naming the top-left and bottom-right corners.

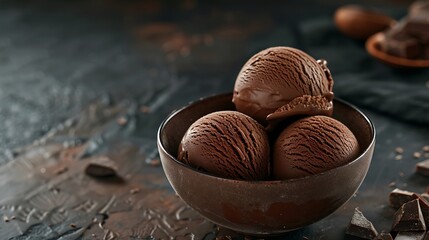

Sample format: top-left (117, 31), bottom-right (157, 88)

top-left (0, 0), bottom-right (428, 239)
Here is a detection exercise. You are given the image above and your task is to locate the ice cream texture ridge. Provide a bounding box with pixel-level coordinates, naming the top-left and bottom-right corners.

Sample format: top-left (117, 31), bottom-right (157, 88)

top-left (177, 46), bottom-right (360, 180)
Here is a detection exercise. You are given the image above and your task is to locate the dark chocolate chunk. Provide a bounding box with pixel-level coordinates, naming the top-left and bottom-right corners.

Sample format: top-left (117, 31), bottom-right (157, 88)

top-left (417, 160), bottom-right (429, 177)
top-left (85, 157), bottom-right (117, 177)
top-left (380, 35), bottom-right (422, 59)
top-left (406, 14), bottom-right (429, 43)
top-left (394, 231), bottom-right (426, 240)
top-left (376, 232), bottom-right (393, 240)
top-left (392, 199), bottom-right (426, 232)
top-left (413, 194), bottom-right (429, 227)
top-left (345, 208), bottom-right (378, 239)
top-left (390, 189), bottom-right (418, 209)
top-left (379, 13), bottom-right (429, 59)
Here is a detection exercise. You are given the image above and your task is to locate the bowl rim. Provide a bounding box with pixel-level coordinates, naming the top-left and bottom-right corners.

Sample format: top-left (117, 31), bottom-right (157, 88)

top-left (157, 92), bottom-right (376, 184)
top-left (366, 32), bottom-right (429, 68)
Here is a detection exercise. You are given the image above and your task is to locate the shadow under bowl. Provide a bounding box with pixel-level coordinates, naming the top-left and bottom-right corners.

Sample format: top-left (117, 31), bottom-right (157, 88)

top-left (157, 93), bottom-right (375, 235)
top-left (366, 32), bottom-right (429, 68)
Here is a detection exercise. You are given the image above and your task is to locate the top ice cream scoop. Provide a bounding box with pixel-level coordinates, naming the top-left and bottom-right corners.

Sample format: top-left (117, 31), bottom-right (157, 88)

top-left (232, 47), bottom-right (334, 124)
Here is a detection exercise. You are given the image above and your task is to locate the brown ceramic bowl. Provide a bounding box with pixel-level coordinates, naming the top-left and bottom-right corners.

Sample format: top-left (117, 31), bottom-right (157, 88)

top-left (366, 32), bottom-right (429, 68)
top-left (157, 93), bottom-right (375, 235)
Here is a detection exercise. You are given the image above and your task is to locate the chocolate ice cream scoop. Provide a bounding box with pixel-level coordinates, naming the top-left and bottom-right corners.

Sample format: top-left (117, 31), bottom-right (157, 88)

top-left (232, 47), bottom-right (334, 124)
top-left (273, 115), bottom-right (360, 179)
top-left (178, 110), bottom-right (270, 180)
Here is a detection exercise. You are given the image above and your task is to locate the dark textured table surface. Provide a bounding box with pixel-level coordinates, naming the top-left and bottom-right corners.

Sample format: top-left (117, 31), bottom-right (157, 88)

top-left (0, 0), bottom-right (428, 239)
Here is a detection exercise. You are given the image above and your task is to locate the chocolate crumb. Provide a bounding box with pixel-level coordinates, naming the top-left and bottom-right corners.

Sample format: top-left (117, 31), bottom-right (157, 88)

top-left (416, 159), bottom-right (429, 177)
top-left (396, 147), bottom-right (405, 154)
top-left (140, 106), bottom-right (151, 113)
top-left (423, 146), bottom-right (429, 152)
top-left (55, 166), bottom-right (68, 175)
top-left (150, 158), bottom-right (161, 167)
top-left (3, 216), bottom-right (9, 222)
top-left (345, 208), bottom-right (378, 239)
top-left (70, 223), bottom-right (76, 228)
top-left (388, 182), bottom-right (397, 188)
top-left (85, 157), bottom-right (117, 177)
top-left (395, 155), bottom-right (403, 161)
top-left (414, 152), bottom-right (422, 159)
top-left (391, 199), bottom-right (426, 232)
top-left (52, 188), bottom-right (60, 194)
top-left (389, 188), bottom-right (417, 209)
top-left (130, 188), bottom-right (140, 194)
top-left (116, 116), bottom-right (127, 125)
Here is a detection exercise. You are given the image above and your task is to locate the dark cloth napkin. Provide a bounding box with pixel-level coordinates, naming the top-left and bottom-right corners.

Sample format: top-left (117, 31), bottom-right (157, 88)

top-left (299, 17), bottom-right (429, 125)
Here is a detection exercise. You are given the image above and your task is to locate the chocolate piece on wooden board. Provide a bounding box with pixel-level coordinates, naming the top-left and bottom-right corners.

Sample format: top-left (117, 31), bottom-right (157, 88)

top-left (380, 35), bottom-right (422, 59)
top-left (390, 188), bottom-right (418, 209)
top-left (345, 208), bottom-right (378, 239)
top-left (392, 199), bottom-right (426, 232)
top-left (406, 14), bottom-right (429, 43)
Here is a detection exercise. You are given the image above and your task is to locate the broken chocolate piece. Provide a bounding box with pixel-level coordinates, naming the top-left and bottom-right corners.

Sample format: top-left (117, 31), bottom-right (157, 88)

top-left (85, 157), bottom-right (117, 177)
top-left (375, 232), bottom-right (393, 240)
top-left (413, 194), bottom-right (429, 227)
top-left (380, 36), bottom-right (422, 59)
top-left (416, 160), bottom-right (429, 177)
top-left (394, 231), bottom-right (426, 240)
top-left (345, 208), bottom-right (378, 239)
top-left (392, 199), bottom-right (426, 232)
top-left (406, 13), bottom-right (429, 43)
top-left (390, 188), bottom-right (417, 209)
